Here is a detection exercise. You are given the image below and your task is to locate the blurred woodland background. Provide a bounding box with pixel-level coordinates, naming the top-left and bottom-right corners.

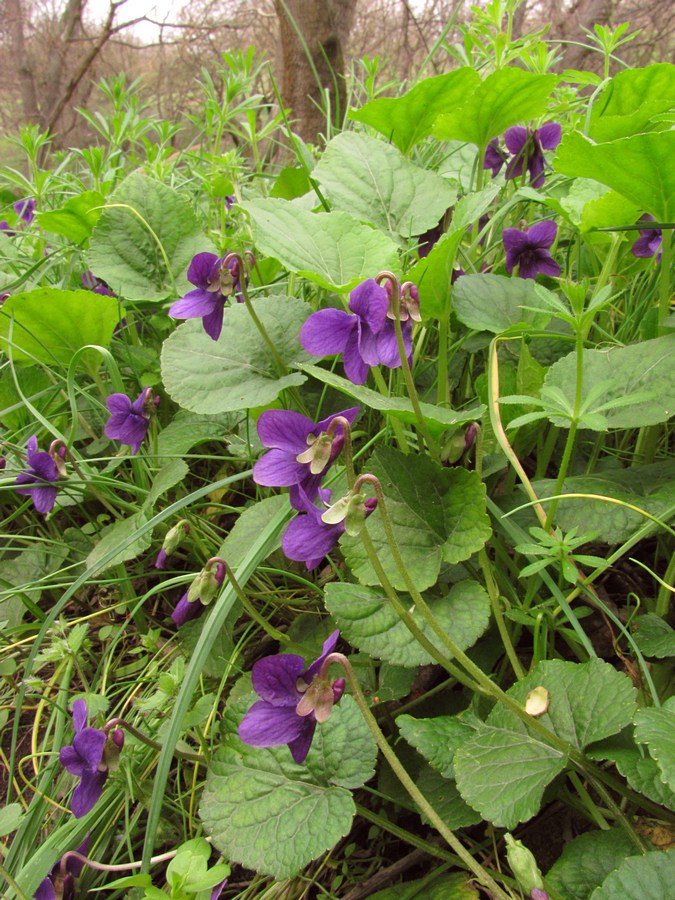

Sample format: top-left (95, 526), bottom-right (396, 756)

top-left (1, 0), bottom-right (673, 153)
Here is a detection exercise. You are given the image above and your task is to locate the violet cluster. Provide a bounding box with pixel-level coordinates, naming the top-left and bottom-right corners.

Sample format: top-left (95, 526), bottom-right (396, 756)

top-left (300, 278), bottom-right (415, 385)
top-left (169, 251), bottom-right (243, 341)
top-left (485, 123), bottom-right (561, 188)
top-left (253, 406), bottom-right (375, 569)
top-left (238, 629), bottom-right (345, 763)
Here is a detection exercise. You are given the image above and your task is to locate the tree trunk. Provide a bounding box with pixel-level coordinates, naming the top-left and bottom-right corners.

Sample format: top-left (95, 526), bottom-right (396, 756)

top-left (5, 0), bottom-right (40, 124)
top-left (274, 0), bottom-right (356, 145)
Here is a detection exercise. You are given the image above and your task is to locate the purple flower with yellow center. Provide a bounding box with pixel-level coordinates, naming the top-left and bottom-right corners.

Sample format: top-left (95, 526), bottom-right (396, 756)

top-left (104, 387), bottom-right (157, 455)
top-left (631, 215), bottom-right (662, 259)
top-left (171, 559), bottom-right (226, 627)
top-left (503, 123), bottom-right (562, 188)
top-left (484, 138), bottom-right (508, 178)
top-left (282, 485), bottom-right (377, 570)
top-left (15, 436), bottom-right (66, 515)
top-left (253, 406), bottom-right (359, 508)
top-left (35, 836), bottom-right (90, 900)
top-left (238, 630), bottom-right (346, 763)
top-left (168, 252), bottom-right (241, 341)
top-left (300, 279), bottom-right (413, 385)
top-left (59, 701), bottom-right (123, 818)
top-left (503, 221), bottom-right (561, 280)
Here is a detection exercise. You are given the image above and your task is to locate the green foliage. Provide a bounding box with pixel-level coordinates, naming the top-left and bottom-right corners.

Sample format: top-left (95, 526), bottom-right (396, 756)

top-left (324, 581), bottom-right (491, 666)
top-left (161, 296), bottom-right (310, 413)
top-left (554, 131), bottom-right (675, 220)
top-left (314, 132), bottom-right (456, 238)
top-left (242, 199), bottom-right (399, 291)
top-left (591, 848), bottom-right (675, 899)
top-left (453, 274), bottom-right (552, 333)
top-left (0, 288), bottom-right (120, 366)
top-left (88, 173), bottom-right (213, 299)
top-left (546, 828), bottom-right (641, 900)
top-left (350, 68), bottom-right (481, 154)
top-left (201, 680), bottom-right (376, 880)
top-left (341, 447), bottom-right (491, 591)
top-left (433, 68), bottom-right (559, 147)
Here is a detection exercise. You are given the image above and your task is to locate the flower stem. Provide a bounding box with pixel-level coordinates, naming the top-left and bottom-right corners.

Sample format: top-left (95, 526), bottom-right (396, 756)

top-left (216, 556), bottom-right (291, 645)
top-left (658, 227), bottom-right (672, 331)
top-left (370, 366), bottom-right (410, 453)
top-left (103, 718), bottom-right (206, 764)
top-left (377, 273), bottom-right (439, 457)
top-left (226, 252), bottom-right (288, 376)
top-left (322, 653), bottom-right (514, 899)
top-left (478, 548), bottom-right (525, 679)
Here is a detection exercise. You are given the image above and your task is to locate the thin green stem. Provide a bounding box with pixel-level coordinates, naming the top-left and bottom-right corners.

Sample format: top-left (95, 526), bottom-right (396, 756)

top-left (437, 314), bottom-right (450, 407)
top-left (227, 253), bottom-right (288, 375)
top-left (323, 654), bottom-right (513, 899)
top-left (371, 366), bottom-right (410, 453)
top-left (218, 557), bottom-right (290, 645)
top-left (378, 274), bottom-right (439, 457)
top-left (478, 549), bottom-right (525, 679)
top-left (568, 771), bottom-right (610, 830)
top-left (104, 718), bottom-right (206, 764)
top-left (658, 227), bottom-right (673, 331)
top-left (545, 326), bottom-right (584, 529)
top-left (656, 552), bottom-right (675, 618)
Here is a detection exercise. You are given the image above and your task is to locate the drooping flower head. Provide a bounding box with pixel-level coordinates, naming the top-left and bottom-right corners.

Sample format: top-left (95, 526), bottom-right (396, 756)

top-left (282, 485), bottom-right (377, 570)
top-left (503, 221), bottom-right (561, 280)
top-left (104, 387), bottom-right (157, 455)
top-left (238, 630), bottom-right (346, 763)
top-left (171, 558), bottom-right (226, 627)
top-left (503, 123), bottom-right (562, 188)
top-left (168, 252), bottom-right (242, 341)
top-left (59, 701), bottom-right (123, 818)
top-left (631, 214), bottom-right (662, 260)
top-left (253, 407), bottom-right (359, 508)
top-left (35, 836), bottom-right (90, 900)
top-left (15, 436), bottom-right (66, 515)
top-left (155, 520), bottom-right (191, 569)
top-left (300, 278), bottom-right (413, 385)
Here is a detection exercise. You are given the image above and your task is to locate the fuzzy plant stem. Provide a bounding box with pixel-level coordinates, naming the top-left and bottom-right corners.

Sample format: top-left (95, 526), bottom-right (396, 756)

top-left (207, 555), bottom-right (290, 645)
top-left (321, 652), bottom-right (514, 900)
top-left (225, 251), bottom-right (288, 375)
top-left (376, 272), bottom-right (440, 458)
top-left (103, 718), bottom-right (206, 764)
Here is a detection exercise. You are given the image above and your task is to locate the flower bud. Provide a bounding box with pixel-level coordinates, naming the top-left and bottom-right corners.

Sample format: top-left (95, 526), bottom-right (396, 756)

top-left (155, 520), bottom-right (190, 568)
top-left (505, 834), bottom-right (545, 894)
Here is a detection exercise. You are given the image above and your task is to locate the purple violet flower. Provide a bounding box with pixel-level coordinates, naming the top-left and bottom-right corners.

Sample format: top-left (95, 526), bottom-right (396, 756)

top-left (35, 836), bottom-right (90, 900)
top-left (168, 252), bottom-right (241, 341)
top-left (238, 630), bottom-right (346, 763)
top-left (484, 138), bottom-right (507, 178)
top-left (171, 560), bottom-right (226, 627)
top-left (282, 486), bottom-right (377, 570)
top-left (504, 123), bottom-right (562, 188)
top-left (253, 406), bottom-right (360, 508)
top-left (503, 221), bottom-right (561, 280)
top-left (15, 436), bottom-right (64, 515)
top-left (300, 279), bottom-right (413, 385)
top-left (59, 701), bottom-right (123, 818)
top-left (104, 387), bottom-right (157, 455)
top-left (14, 197), bottom-right (36, 224)
top-left (82, 270), bottom-right (115, 297)
top-left (631, 214), bottom-right (662, 259)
